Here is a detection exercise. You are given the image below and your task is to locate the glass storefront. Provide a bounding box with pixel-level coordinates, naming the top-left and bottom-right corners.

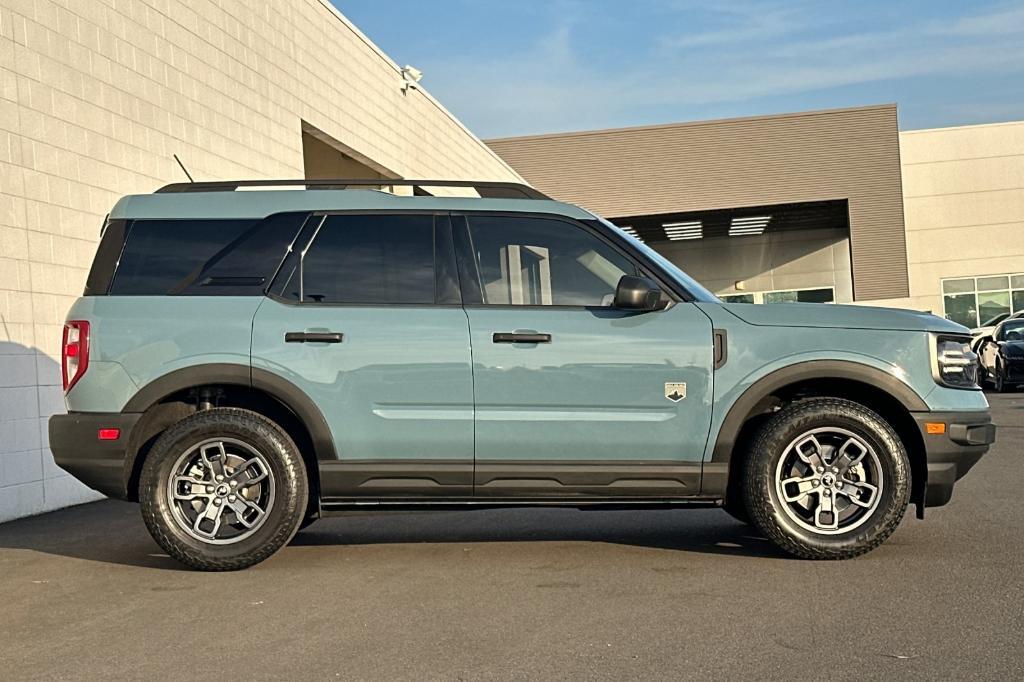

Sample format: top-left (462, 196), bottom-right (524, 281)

top-left (941, 273), bottom-right (1024, 327)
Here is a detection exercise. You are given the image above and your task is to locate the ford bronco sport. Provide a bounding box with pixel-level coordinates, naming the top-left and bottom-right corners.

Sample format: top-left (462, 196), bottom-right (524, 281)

top-left (49, 179), bottom-right (995, 570)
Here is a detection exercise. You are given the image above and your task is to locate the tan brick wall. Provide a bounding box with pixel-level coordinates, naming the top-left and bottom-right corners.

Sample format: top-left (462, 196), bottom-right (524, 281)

top-left (0, 0), bottom-right (521, 521)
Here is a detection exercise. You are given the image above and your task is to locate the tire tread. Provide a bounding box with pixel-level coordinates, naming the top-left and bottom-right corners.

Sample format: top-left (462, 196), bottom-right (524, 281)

top-left (743, 397), bottom-right (909, 560)
top-left (139, 408), bottom-right (307, 571)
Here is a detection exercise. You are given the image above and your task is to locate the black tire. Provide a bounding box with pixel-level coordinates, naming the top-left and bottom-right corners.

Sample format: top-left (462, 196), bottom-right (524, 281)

top-left (743, 398), bottom-right (910, 560)
top-left (140, 408), bottom-right (308, 571)
top-left (994, 363), bottom-right (1011, 393)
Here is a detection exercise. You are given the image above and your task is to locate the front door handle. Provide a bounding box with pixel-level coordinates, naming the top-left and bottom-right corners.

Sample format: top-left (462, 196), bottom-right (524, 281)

top-left (493, 332), bottom-right (551, 344)
top-left (285, 331), bottom-right (344, 343)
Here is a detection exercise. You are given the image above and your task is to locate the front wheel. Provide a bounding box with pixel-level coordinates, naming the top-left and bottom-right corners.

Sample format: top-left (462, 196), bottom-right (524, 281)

top-left (140, 408), bottom-right (308, 571)
top-left (743, 398), bottom-right (910, 560)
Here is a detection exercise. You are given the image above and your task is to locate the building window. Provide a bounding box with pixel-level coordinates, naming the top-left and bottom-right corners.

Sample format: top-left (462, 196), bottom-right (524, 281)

top-left (941, 274), bottom-right (1024, 328)
top-left (721, 293), bottom-right (755, 304)
top-left (721, 287), bottom-right (834, 304)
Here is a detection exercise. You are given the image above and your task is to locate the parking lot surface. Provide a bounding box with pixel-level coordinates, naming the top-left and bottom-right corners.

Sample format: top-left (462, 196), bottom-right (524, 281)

top-left (2, 392), bottom-right (1022, 680)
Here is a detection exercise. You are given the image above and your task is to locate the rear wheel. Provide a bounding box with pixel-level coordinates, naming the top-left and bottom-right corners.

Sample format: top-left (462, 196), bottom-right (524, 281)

top-left (140, 408), bottom-right (307, 571)
top-left (744, 398), bottom-right (909, 559)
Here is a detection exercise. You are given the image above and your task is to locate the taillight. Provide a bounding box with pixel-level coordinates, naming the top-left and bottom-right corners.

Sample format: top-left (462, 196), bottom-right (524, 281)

top-left (62, 320), bottom-right (90, 393)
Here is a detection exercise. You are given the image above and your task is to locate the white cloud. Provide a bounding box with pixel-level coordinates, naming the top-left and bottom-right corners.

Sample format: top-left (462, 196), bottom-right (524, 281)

top-left (941, 4), bottom-right (1024, 35)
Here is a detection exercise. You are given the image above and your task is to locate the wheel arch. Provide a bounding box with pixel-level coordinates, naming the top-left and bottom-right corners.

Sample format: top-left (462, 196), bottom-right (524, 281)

top-left (711, 360), bottom-right (928, 514)
top-left (121, 364), bottom-right (335, 507)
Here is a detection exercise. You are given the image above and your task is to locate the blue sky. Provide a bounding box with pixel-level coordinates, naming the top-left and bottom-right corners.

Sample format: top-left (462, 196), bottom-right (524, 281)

top-left (335, 1), bottom-right (1024, 139)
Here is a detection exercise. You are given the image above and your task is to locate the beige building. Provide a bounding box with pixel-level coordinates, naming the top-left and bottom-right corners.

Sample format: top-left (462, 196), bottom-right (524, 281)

top-left (488, 109), bottom-right (1024, 326)
top-left (0, 0), bottom-right (521, 522)
top-left (894, 120), bottom-right (1024, 324)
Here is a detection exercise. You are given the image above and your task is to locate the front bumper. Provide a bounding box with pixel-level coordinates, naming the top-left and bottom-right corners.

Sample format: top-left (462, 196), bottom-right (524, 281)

top-left (49, 412), bottom-right (142, 500)
top-left (912, 409), bottom-right (995, 508)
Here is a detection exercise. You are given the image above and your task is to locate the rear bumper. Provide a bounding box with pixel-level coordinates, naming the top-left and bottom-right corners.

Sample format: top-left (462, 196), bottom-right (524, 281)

top-left (912, 409), bottom-right (995, 508)
top-left (49, 412), bottom-right (142, 500)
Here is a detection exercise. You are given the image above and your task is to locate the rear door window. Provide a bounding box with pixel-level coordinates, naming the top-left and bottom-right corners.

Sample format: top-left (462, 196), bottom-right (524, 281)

top-left (280, 214), bottom-right (437, 304)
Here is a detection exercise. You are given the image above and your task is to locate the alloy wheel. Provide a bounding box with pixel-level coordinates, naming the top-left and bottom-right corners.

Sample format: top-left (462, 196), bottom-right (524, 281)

top-left (774, 427), bottom-right (883, 535)
top-left (166, 438), bottom-right (276, 545)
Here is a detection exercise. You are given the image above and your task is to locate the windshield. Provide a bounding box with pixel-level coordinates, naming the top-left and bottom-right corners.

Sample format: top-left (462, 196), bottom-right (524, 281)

top-left (587, 215), bottom-right (719, 302)
top-left (997, 320), bottom-right (1024, 341)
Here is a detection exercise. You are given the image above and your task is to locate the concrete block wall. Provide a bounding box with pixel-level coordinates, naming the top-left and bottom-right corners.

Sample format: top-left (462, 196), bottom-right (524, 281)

top-left (0, 0), bottom-right (521, 522)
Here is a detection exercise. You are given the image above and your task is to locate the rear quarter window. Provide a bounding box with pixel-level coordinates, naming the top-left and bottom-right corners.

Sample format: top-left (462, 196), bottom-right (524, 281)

top-left (83, 218), bottom-right (129, 296)
top-left (107, 214), bottom-right (306, 296)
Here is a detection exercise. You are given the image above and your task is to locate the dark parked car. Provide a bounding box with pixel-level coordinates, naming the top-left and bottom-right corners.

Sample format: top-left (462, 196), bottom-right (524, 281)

top-left (976, 319), bottom-right (1024, 392)
top-left (970, 310), bottom-right (1024, 339)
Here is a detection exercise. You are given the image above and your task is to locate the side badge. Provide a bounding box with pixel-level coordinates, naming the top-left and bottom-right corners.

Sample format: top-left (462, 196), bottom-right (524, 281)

top-left (665, 382), bottom-right (686, 402)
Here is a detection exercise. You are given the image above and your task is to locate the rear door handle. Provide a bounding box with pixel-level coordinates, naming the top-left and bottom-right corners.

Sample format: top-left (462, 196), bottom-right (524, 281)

top-left (493, 332), bottom-right (551, 344)
top-left (285, 331), bottom-right (344, 343)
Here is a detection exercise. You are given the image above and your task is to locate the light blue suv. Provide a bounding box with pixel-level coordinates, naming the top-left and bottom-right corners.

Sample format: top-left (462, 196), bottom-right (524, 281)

top-left (49, 179), bottom-right (995, 570)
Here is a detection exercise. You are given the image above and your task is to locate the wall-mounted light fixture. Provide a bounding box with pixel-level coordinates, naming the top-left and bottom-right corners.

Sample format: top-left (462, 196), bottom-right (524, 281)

top-left (401, 65), bottom-right (423, 93)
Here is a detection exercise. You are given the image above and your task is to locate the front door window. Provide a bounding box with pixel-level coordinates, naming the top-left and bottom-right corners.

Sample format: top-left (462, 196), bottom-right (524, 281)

top-left (462, 215), bottom-right (638, 307)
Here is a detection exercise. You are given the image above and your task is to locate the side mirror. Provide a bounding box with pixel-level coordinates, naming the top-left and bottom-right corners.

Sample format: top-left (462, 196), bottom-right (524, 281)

top-left (613, 275), bottom-right (662, 311)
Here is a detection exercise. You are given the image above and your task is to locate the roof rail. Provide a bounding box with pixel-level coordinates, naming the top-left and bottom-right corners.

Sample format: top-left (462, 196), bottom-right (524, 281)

top-left (155, 179), bottom-right (550, 200)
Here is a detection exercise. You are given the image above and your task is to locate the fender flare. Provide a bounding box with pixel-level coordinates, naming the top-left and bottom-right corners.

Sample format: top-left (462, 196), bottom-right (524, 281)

top-left (710, 359), bottom-right (928, 463)
top-left (122, 363), bottom-right (337, 461)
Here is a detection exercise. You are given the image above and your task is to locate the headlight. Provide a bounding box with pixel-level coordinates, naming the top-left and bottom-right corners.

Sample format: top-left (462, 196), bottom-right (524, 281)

top-left (931, 334), bottom-right (979, 389)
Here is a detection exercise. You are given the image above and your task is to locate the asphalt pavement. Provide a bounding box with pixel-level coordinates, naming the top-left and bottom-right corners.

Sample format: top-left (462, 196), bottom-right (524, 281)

top-left (2, 391), bottom-right (1022, 680)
